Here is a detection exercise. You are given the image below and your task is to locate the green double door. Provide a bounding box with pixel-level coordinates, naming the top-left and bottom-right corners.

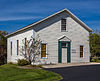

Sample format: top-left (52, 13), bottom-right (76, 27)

top-left (58, 41), bottom-right (71, 63)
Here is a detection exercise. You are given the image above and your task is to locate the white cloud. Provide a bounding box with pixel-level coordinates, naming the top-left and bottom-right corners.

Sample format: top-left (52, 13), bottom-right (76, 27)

top-left (0, 16), bottom-right (43, 21)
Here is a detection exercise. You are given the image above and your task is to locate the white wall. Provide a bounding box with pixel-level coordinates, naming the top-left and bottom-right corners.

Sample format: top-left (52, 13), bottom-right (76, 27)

top-left (33, 11), bottom-right (90, 64)
top-left (7, 29), bottom-right (34, 63)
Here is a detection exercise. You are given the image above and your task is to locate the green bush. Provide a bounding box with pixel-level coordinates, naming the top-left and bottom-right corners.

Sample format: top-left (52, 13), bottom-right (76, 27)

top-left (8, 62), bottom-right (13, 64)
top-left (37, 64), bottom-right (42, 68)
top-left (91, 58), bottom-right (96, 62)
top-left (96, 60), bottom-right (100, 62)
top-left (91, 56), bottom-right (100, 62)
top-left (32, 64), bottom-right (42, 68)
top-left (32, 65), bottom-right (36, 67)
top-left (17, 59), bottom-right (29, 66)
top-left (96, 57), bottom-right (100, 60)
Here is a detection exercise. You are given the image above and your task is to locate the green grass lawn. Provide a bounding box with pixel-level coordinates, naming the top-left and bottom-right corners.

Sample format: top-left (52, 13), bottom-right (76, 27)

top-left (0, 64), bottom-right (62, 81)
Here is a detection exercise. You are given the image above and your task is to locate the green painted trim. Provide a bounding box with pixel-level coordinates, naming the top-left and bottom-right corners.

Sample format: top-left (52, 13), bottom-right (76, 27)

top-left (58, 41), bottom-right (71, 63)
top-left (58, 41), bottom-right (62, 63)
top-left (67, 42), bottom-right (71, 63)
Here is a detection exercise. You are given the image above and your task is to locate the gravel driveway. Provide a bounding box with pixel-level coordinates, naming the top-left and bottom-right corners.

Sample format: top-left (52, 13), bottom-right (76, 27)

top-left (45, 64), bottom-right (100, 81)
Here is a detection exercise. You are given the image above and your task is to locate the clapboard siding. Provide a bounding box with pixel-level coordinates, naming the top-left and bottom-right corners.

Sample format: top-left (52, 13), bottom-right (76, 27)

top-left (7, 29), bottom-right (34, 63)
top-left (33, 12), bottom-right (90, 64)
top-left (7, 11), bottom-right (90, 64)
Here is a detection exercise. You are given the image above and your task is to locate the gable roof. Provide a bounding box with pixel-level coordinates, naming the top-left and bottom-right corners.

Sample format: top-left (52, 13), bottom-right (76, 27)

top-left (59, 36), bottom-right (71, 42)
top-left (6, 8), bottom-right (93, 37)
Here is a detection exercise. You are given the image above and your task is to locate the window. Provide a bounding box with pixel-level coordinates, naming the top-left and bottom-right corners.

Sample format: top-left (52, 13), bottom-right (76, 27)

top-left (17, 40), bottom-right (19, 55)
top-left (41, 43), bottom-right (47, 58)
top-left (61, 19), bottom-right (66, 31)
top-left (80, 45), bottom-right (83, 58)
top-left (11, 41), bottom-right (12, 55)
top-left (25, 38), bottom-right (27, 56)
top-left (62, 43), bottom-right (67, 48)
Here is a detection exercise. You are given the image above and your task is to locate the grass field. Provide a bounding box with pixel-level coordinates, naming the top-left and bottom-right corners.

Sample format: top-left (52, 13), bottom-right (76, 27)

top-left (0, 64), bottom-right (62, 81)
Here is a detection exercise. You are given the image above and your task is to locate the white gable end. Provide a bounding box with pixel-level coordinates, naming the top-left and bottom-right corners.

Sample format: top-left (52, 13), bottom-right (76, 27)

top-left (59, 36), bottom-right (71, 41)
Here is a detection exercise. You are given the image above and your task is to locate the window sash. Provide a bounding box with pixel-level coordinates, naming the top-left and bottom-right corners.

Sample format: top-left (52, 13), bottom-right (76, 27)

top-left (17, 40), bottom-right (19, 55)
top-left (61, 19), bottom-right (66, 31)
top-left (11, 42), bottom-right (12, 55)
top-left (41, 44), bottom-right (47, 58)
top-left (80, 46), bottom-right (83, 57)
top-left (25, 38), bottom-right (27, 56)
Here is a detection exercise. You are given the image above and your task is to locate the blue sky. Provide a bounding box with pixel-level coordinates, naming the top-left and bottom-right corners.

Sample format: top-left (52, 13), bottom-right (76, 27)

top-left (0, 0), bottom-right (100, 33)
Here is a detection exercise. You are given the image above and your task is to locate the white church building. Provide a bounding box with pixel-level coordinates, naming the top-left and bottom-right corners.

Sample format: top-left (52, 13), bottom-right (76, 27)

top-left (6, 9), bottom-right (92, 64)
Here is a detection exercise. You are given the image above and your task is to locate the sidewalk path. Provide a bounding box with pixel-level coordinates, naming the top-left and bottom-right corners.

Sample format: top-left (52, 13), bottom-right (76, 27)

top-left (43, 62), bottom-right (100, 68)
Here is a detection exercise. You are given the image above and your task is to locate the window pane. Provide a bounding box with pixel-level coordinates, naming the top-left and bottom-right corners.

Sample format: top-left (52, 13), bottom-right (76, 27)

top-left (80, 52), bottom-right (83, 57)
top-left (80, 46), bottom-right (83, 51)
top-left (61, 19), bottom-right (66, 24)
top-left (62, 43), bottom-right (66, 47)
top-left (42, 51), bottom-right (46, 57)
top-left (42, 44), bottom-right (46, 50)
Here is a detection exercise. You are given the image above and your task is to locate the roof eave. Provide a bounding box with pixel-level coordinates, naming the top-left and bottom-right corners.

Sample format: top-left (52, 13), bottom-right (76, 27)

top-left (6, 8), bottom-right (93, 37)
top-left (6, 9), bottom-right (66, 37)
top-left (64, 9), bottom-right (93, 32)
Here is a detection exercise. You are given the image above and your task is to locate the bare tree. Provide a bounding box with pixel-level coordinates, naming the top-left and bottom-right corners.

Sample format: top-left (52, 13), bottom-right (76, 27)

top-left (20, 35), bottom-right (42, 65)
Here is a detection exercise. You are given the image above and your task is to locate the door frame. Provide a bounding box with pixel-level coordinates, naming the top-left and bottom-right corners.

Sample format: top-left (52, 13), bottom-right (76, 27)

top-left (58, 41), bottom-right (71, 63)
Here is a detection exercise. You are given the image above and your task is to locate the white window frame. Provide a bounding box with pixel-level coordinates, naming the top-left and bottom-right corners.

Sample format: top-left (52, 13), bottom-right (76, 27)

top-left (41, 43), bottom-right (48, 59)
